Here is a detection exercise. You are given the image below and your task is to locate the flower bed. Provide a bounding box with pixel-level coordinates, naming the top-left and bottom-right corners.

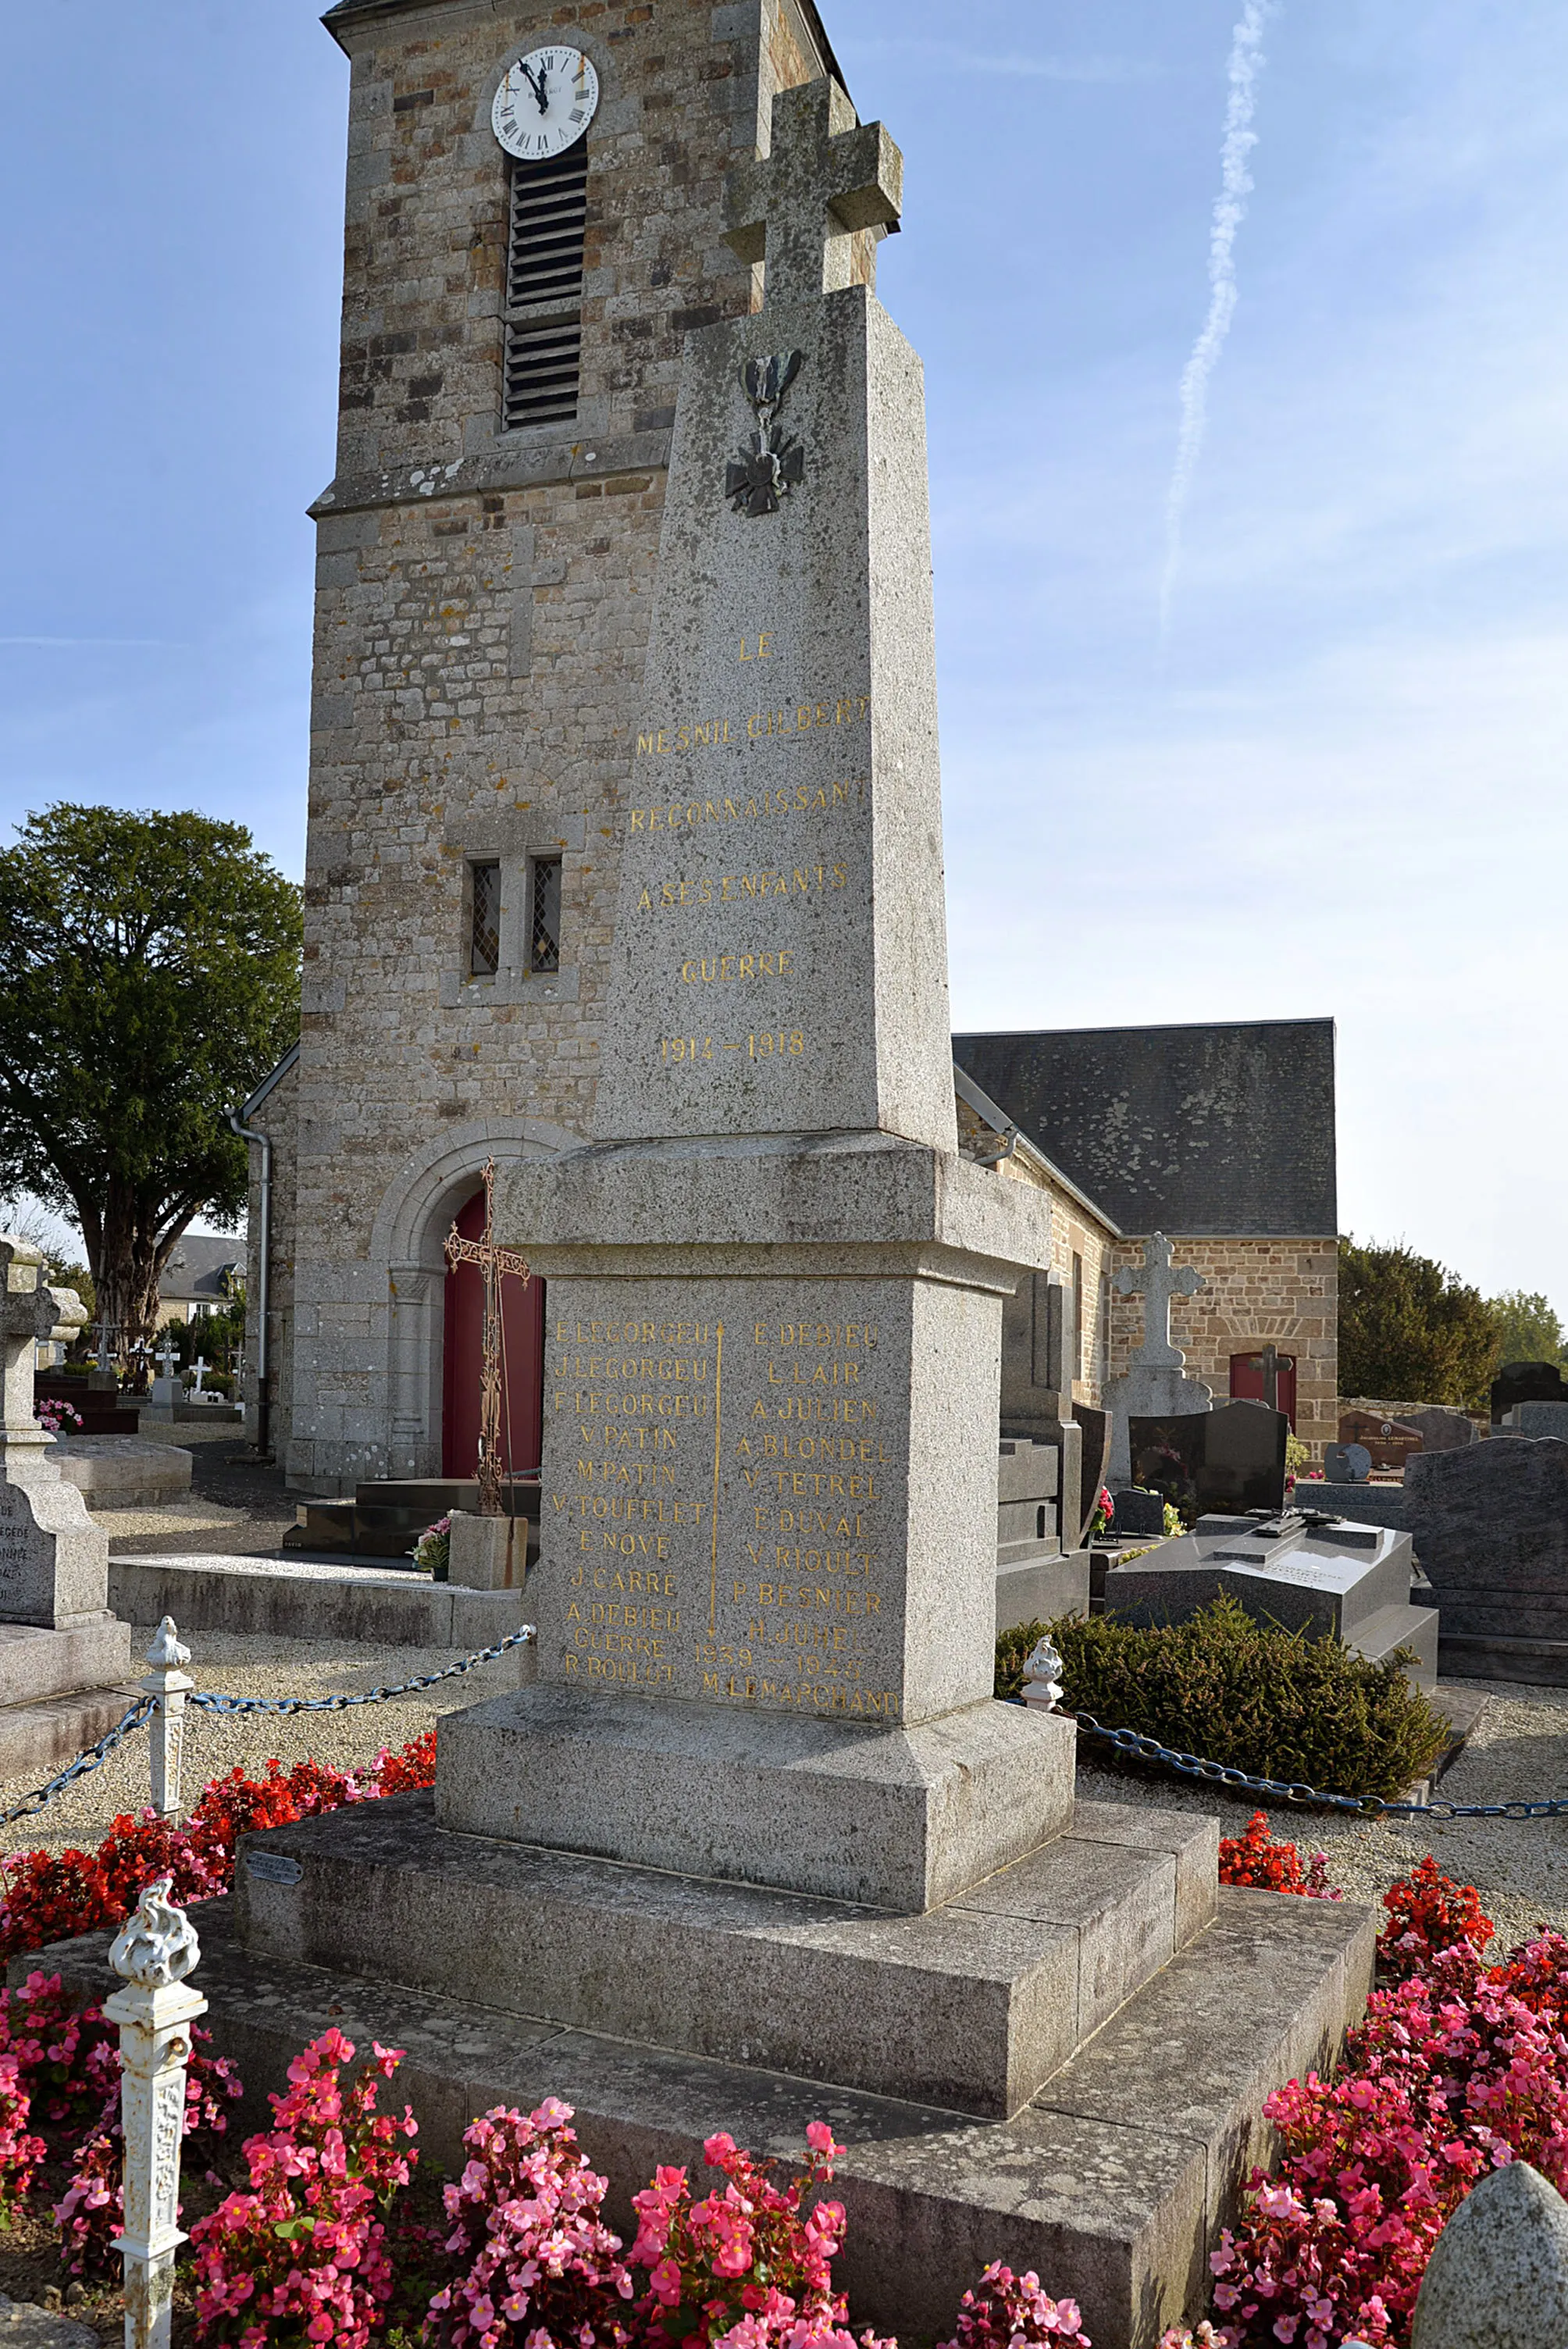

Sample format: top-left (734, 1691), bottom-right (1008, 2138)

top-left (0, 1745), bottom-right (1546, 2349)
top-left (0, 1735), bottom-right (437, 1962)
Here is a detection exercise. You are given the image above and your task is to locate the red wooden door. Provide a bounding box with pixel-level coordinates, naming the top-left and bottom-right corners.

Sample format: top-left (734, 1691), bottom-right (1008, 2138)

top-left (441, 1188), bottom-right (545, 1479)
top-left (1230, 1349), bottom-right (1297, 1431)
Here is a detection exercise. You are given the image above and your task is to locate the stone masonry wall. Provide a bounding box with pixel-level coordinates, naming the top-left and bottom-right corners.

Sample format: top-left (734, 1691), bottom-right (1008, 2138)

top-left (1109, 1236), bottom-right (1339, 1460)
top-left (287, 0), bottom-right (850, 1491)
top-left (954, 1093), bottom-right (1114, 1408)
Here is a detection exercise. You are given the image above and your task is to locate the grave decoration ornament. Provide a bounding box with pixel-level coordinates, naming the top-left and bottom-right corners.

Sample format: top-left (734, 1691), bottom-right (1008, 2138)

top-left (725, 351), bottom-right (806, 517)
top-left (1021, 1634), bottom-right (1065, 1713)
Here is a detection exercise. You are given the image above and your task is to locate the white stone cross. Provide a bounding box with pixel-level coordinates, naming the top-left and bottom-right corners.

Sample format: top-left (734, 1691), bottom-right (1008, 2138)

top-left (187, 1354), bottom-right (208, 1395)
top-left (1114, 1232), bottom-right (1205, 1369)
top-left (724, 77), bottom-right (903, 310)
top-left (155, 1336), bottom-right (177, 1380)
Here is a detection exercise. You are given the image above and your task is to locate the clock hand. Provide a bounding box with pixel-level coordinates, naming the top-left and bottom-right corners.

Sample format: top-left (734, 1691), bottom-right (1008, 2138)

top-left (529, 59), bottom-right (550, 112)
top-left (519, 59), bottom-right (547, 112)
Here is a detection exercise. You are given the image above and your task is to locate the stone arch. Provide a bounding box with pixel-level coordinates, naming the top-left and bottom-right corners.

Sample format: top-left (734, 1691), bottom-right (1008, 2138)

top-left (371, 1117), bottom-right (580, 1481)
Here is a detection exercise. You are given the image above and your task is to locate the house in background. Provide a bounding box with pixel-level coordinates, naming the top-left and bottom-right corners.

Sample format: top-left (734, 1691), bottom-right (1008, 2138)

top-left (156, 1236), bottom-right (241, 1328)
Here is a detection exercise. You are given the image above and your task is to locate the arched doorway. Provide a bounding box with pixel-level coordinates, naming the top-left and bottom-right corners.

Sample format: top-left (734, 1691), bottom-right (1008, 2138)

top-left (441, 1188), bottom-right (545, 1479)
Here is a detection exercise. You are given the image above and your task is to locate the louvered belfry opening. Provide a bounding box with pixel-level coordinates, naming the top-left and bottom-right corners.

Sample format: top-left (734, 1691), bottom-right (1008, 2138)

top-left (503, 146), bottom-right (588, 430)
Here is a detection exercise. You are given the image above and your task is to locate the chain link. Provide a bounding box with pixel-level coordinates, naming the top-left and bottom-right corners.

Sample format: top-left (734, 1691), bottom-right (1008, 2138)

top-left (0, 1696), bottom-right (156, 1834)
top-left (185, 1624), bottom-right (536, 1717)
top-left (1072, 1712), bottom-right (1568, 1820)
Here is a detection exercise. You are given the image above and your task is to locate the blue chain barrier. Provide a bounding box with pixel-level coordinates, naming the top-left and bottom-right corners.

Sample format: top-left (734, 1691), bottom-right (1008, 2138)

top-left (185, 1624), bottom-right (536, 1718)
top-left (1072, 1711), bottom-right (1568, 1821)
top-left (0, 1696), bottom-right (156, 1834)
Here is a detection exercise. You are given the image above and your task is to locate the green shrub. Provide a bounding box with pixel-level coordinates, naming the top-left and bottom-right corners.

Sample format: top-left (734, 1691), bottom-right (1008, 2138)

top-left (995, 1595), bottom-right (1449, 1801)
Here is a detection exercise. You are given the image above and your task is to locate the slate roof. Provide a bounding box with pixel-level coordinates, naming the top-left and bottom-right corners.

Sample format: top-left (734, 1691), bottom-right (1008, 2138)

top-left (159, 1235), bottom-right (242, 1304)
top-left (950, 1019), bottom-right (1336, 1239)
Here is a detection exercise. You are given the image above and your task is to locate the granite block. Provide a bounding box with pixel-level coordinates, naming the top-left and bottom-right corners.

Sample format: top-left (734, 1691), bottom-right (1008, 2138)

top-left (436, 1681), bottom-right (1075, 1913)
top-left (1064, 1801), bottom-right (1220, 1951)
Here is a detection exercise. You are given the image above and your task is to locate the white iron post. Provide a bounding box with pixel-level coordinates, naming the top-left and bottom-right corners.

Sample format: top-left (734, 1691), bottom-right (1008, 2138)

top-left (1021, 1633), bottom-right (1065, 1713)
top-left (141, 1619), bottom-right (194, 1820)
top-left (105, 1879), bottom-right (207, 2349)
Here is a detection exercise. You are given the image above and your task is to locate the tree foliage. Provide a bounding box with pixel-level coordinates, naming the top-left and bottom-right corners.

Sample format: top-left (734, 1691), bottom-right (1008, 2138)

top-left (1338, 1235), bottom-right (1498, 1408)
top-left (0, 806), bottom-right (301, 1345)
top-left (1486, 1289), bottom-right (1566, 1370)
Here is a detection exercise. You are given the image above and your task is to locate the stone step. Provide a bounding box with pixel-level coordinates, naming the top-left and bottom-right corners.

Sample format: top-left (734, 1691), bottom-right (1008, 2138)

top-left (0, 1681), bottom-right (140, 1782)
top-left (0, 1620), bottom-right (134, 1709)
top-left (13, 1880), bottom-right (1374, 2349)
top-left (1345, 1600), bottom-right (1439, 1686)
top-left (225, 1791), bottom-right (1216, 2121)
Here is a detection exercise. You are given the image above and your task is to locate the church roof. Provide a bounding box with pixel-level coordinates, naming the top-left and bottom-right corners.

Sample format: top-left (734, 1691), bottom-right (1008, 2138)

top-left (951, 1018), bottom-right (1337, 1239)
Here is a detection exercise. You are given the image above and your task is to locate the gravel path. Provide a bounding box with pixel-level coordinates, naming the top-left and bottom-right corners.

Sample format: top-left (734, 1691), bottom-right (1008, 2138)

top-left (1078, 1676), bottom-right (1568, 1959)
top-left (0, 1627), bottom-right (523, 1861)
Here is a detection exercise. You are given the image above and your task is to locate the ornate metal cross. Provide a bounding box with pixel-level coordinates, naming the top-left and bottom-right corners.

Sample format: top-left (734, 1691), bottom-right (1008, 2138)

top-left (444, 1159), bottom-right (531, 1519)
top-left (1114, 1232), bottom-right (1205, 1368)
top-left (723, 77), bottom-right (903, 310)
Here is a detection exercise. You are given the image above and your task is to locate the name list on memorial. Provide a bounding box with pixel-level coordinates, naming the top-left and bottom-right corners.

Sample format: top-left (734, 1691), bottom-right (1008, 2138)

top-left (597, 622), bottom-right (885, 1141)
top-left (538, 1280), bottom-right (909, 1720)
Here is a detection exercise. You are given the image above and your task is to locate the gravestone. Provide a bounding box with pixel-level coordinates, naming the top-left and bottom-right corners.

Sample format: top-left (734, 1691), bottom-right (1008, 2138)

top-left (1406, 1437), bottom-right (1568, 1677)
top-left (1506, 1400), bottom-right (1568, 1438)
top-left (995, 1439), bottom-right (1088, 1633)
top-left (1402, 1405), bottom-right (1475, 1453)
top-left (1128, 1397), bottom-right (1287, 1518)
top-left (0, 1234), bottom-right (134, 1766)
top-left (1491, 1360), bottom-right (1568, 1425)
top-left (1103, 1508), bottom-right (1438, 1688)
top-left (1103, 1233), bottom-right (1213, 1482)
top-left (1111, 1488), bottom-right (1165, 1538)
top-left (1071, 1401), bottom-right (1111, 1548)
top-left (1324, 1441), bottom-right (1372, 1484)
top-left (1338, 1409), bottom-right (1422, 1470)
top-left (999, 1269), bottom-right (1083, 1554)
top-left (1412, 2159), bottom-right (1568, 2348)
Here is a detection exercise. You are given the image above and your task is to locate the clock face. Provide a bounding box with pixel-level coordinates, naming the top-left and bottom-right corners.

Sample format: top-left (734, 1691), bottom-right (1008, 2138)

top-left (492, 47), bottom-right (600, 162)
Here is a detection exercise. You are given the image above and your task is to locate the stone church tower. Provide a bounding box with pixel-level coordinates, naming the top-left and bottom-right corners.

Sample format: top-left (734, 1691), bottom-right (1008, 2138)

top-left (242, 0), bottom-right (883, 1495)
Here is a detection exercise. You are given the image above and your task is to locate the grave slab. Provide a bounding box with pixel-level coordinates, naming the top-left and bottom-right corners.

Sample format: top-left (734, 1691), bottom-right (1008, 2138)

top-left (1103, 1511), bottom-right (1438, 1687)
top-left (1406, 1438), bottom-right (1568, 1664)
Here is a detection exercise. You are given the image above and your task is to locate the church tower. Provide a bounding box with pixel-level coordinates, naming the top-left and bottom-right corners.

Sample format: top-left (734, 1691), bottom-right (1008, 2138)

top-left (250, 0), bottom-right (883, 1495)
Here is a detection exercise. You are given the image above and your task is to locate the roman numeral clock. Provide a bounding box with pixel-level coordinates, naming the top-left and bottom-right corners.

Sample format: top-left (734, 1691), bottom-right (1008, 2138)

top-left (492, 45), bottom-right (600, 162)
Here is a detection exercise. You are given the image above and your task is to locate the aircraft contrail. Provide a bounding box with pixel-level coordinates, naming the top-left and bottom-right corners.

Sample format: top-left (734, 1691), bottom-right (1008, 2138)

top-left (1159, 1), bottom-right (1279, 645)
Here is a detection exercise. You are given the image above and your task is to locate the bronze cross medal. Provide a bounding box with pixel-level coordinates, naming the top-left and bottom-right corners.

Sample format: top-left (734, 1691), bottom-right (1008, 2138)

top-left (726, 351), bottom-right (805, 517)
top-left (444, 1157), bottom-right (531, 1518)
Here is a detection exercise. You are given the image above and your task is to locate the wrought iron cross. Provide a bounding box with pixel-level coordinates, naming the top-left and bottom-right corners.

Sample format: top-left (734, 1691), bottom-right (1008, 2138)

top-left (723, 77), bottom-right (903, 310)
top-left (444, 1158), bottom-right (531, 1519)
top-left (1114, 1232), bottom-right (1204, 1368)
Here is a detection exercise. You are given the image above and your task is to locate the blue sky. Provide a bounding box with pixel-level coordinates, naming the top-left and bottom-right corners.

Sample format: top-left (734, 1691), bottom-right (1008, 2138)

top-left (3, 2), bottom-right (1566, 1308)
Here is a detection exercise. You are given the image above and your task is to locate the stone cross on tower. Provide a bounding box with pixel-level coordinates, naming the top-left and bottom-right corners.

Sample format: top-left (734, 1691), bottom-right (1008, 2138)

top-left (723, 77), bottom-right (902, 309)
top-left (1114, 1232), bottom-right (1205, 1368)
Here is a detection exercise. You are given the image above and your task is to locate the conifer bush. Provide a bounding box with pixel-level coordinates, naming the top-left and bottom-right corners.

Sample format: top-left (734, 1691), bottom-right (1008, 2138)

top-left (996, 1596), bottom-right (1449, 1801)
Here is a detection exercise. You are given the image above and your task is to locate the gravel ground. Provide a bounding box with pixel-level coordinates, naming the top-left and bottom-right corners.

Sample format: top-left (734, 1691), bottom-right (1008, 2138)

top-left (1078, 1676), bottom-right (1568, 1959)
top-left (0, 1626), bottom-right (522, 1860)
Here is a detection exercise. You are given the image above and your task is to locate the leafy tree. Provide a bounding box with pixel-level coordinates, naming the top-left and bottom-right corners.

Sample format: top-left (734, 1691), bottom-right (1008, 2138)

top-left (0, 807), bottom-right (301, 1349)
top-left (1338, 1236), bottom-right (1498, 1409)
top-left (1486, 1289), bottom-right (1566, 1370)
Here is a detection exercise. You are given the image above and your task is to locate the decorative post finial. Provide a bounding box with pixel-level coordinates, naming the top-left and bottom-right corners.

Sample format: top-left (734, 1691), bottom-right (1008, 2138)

top-left (1021, 1635), bottom-right (1065, 1713)
top-left (105, 1878), bottom-right (208, 2349)
top-left (141, 1620), bottom-right (194, 1820)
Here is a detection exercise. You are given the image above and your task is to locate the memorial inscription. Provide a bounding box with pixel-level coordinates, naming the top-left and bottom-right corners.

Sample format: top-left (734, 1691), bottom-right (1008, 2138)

top-left (541, 1292), bottom-right (905, 1719)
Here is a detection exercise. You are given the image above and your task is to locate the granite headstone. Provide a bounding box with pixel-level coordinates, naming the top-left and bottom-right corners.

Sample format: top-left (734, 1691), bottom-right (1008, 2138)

top-left (1406, 1437), bottom-right (1568, 1663)
top-left (1129, 1397), bottom-right (1287, 1518)
top-left (1111, 1488), bottom-right (1165, 1538)
top-left (1324, 1442), bottom-right (1372, 1484)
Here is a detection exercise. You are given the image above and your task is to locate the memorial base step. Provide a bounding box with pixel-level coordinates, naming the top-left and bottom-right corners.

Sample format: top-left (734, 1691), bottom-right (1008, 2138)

top-left (1437, 1632), bottom-right (1568, 1686)
top-left (225, 1791), bottom-right (1218, 2121)
top-left (15, 1882), bottom-right (1374, 2349)
top-left (107, 1553), bottom-right (536, 1657)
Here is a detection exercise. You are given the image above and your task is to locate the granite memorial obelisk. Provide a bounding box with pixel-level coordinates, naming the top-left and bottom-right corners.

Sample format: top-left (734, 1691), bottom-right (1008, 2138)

top-left (453, 76), bottom-right (1067, 1912)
